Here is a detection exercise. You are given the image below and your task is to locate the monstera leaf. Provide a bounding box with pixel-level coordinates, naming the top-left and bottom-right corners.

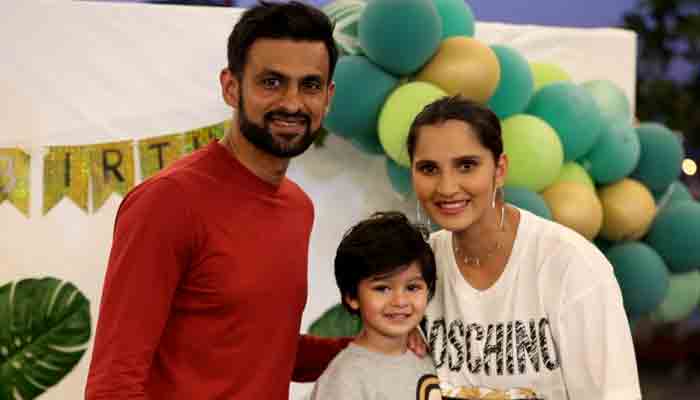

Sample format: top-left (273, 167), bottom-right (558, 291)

top-left (0, 278), bottom-right (91, 400)
top-left (308, 303), bottom-right (362, 338)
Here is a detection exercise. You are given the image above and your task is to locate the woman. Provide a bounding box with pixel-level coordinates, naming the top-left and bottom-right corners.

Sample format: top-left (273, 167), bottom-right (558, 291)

top-left (408, 95), bottom-right (641, 400)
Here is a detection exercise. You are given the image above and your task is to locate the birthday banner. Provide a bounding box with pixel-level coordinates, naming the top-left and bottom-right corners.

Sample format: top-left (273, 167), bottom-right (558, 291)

top-left (0, 121), bottom-right (228, 217)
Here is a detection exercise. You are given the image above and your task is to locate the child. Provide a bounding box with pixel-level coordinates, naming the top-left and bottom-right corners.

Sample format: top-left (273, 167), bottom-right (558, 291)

top-left (311, 211), bottom-right (438, 400)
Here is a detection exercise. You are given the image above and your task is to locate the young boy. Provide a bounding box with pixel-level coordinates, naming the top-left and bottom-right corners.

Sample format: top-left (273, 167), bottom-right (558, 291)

top-left (311, 211), bottom-right (438, 400)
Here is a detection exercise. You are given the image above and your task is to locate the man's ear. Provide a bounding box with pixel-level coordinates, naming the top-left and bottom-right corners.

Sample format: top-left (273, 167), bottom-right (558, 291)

top-left (220, 68), bottom-right (240, 109)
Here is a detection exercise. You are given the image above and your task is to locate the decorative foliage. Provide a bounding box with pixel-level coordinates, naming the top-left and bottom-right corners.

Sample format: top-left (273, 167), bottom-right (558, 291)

top-left (0, 278), bottom-right (91, 400)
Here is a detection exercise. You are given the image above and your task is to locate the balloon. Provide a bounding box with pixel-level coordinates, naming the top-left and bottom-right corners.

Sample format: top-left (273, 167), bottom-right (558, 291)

top-left (605, 242), bottom-right (669, 319)
top-left (416, 37), bottom-right (500, 104)
top-left (350, 133), bottom-right (385, 155)
top-left (378, 82), bottom-right (447, 167)
top-left (529, 62), bottom-right (572, 91)
top-left (541, 182), bottom-right (603, 240)
top-left (654, 180), bottom-right (694, 209)
top-left (359, 0), bottom-right (442, 75)
top-left (553, 162), bottom-right (594, 190)
top-left (487, 45), bottom-right (534, 118)
top-left (631, 123), bottom-right (684, 192)
top-left (324, 56), bottom-right (398, 142)
top-left (579, 117), bottom-right (640, 184)
top-left (386, 157), bottom-right (412, 198)
top-left (322, 0), bottom-right (366, 56)
top-left (646, 200), bottom-right (700, 273)
top-left (503, 186), bottom-right (552, 220)
top-left (501, 114), bottom-right (563, 192)
top-left (651, 270), bottom-right (700, 323)
top-left (582, 79), bottom-right (632, 123)
top-left (432, 0), bottom-right (475, 38)
top-left (526, 82), bottom-right (604, 161)
top-left (597, 178), bottom-right (656, 241)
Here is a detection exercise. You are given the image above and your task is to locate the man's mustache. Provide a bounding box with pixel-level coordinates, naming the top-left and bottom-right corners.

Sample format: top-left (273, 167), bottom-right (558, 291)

top-left (264, 111), bottom-right (311, 125)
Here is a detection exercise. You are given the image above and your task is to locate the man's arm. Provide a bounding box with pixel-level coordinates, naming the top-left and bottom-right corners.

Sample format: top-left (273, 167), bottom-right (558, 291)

top-left (292, 334), bottom-right (353, 382)
top-left (85, 178), bottom-right (192, 399)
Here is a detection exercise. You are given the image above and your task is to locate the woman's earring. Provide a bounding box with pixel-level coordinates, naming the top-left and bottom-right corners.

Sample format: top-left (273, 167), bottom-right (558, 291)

top-left (492, 186), bottom-right (498, 208)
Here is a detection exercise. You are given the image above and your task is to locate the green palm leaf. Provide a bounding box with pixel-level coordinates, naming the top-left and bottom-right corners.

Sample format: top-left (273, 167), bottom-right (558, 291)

top-left (0, 278), bottom-right (91, 400)
top-left (308, 303), bottom-right (362, 338)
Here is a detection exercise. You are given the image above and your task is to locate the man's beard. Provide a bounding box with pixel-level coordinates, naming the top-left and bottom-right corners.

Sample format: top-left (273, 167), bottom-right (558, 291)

top-left (237, 96), bottom-right (321, 158)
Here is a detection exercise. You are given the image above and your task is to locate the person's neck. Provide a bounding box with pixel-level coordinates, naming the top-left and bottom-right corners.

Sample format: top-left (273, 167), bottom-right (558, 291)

top-left (453, 202), bottom-right (508, 268)
top-left (352, 329), bottom-right (408, 356)
top-left (220, 126), bottom-right (289, 186)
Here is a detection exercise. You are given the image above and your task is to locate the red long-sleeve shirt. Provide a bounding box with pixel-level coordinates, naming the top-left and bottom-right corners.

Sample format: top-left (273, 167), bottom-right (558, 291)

top-left (85, 142), bottom-right (347, 399)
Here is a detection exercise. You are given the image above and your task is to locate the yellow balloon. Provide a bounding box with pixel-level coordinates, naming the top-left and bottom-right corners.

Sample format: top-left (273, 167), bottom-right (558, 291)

top-left (530, 62), bottom-right (572, 92)
top-left (542, 182), bottom-right (603, 240)
top-left (598, 178), bottom-right (657, 241)
top-left (416, 37), bottom-right (500, 104)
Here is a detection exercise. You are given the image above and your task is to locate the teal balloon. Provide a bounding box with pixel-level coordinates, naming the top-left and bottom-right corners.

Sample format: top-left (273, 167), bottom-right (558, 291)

top-left (654, 180), bottom-right (694, 208)
top-left (646, 200), bottom-right (700, 273)
top-left (605, 241), bottom-right (670, 319)
top-left (651, 270), bottom-right (700, 323)
top-left (487, 45), bottom-right (534, 119)
top-left (503, 186), bottom-right (552, 220)
top-left (432, 0), bottom-right (475, 38)
top-left (350, 133), bottom-right (385, 155)
top-left (582, 80), bottom-right (632, 122)
top-left (526, 82), bottom-right (604, 161)
top-left (386, 157), bottom-right (412, 198)
top-left (359, 0), bottom-right (442, 75)
top-left (579, 117), bottom-right (640, 184)
top-left (325, 55), bottom-right (398, 142)
top-left (594, 236), bottom-right (614, 253)
top-left (631, 123), bottom-right (684, 192)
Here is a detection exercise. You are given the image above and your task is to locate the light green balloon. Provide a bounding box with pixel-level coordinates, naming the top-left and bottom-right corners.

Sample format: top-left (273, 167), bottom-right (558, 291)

top-left (502, 114), bottom-right (564, 192)
top-left (378, 82), bottom-right (447, 167)
top-left (554, 162), bottom-right (595, 189)
top-left (651, 270), bottom-right (700, 323)
top-left (529, 62), bottom-right (572, 92)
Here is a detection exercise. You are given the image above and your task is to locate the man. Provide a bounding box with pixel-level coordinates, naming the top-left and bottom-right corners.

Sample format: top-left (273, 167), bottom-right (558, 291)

top-left (85, 2), bottom-right (348, 398)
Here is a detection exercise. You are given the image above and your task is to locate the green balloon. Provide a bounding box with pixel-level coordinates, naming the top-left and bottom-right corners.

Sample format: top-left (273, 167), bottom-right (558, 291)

top-left (488, 45), bottom-right (534, 119)
top-left (503, 186), bottom-right (552, 219)
top-left (651, 270), bottom-right (700, 323)
top-left (579, 117), bottom-right (640, 184)
top-left (582, 79), bottom-right (632, 123)
top-left (308, 303), bottom-right (362, 338)
top-left (378, 81), bottom-right (447, 167)
top-left (350, 133), bottom-right (385, 155)
top-left (526, 82), bottom-right (604, 161)
top-left (322, 0), bottom-right (366, 56)
top-left (554, 161), bottom-right (595, 189)
top-left (529, 62), bottom-right (572, 92)
top-left (433, 0), bottom-right (475, 38)
top-left (325, 55), bottom-right (399, 141)
top-left (654, 180), bottom-right (694, 208)
top-left (646, 200), bottom-right (700, 273)
top-left (386, 157), bottom-right (413, 198)
top-left (631, 122), bottom-right (684, 192)
top-left (605, 241), bottom-right (670, 319)
top-left (502, 114), bottom-right (564, 192)
top-left (359, 0), bottom-right (442, 75)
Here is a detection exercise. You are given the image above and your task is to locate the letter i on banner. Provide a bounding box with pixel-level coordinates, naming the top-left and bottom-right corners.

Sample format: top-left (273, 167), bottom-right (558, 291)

top-left (90, 141), bottom-right (135, 212)
top-left (43, 146), bottom-right (90, 214)
top-left (0, 148), bottom-right (31, 216)
top-left (138, 134), bottom-right (184, 179)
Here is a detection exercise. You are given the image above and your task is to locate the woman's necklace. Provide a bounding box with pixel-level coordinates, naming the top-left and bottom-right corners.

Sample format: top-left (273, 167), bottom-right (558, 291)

top-left (453, 204), bottom-right (506, 267)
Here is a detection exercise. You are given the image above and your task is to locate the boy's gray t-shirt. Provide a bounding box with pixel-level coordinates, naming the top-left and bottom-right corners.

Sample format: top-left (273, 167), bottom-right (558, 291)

top-left (311, 343), bottom-right (437, 400)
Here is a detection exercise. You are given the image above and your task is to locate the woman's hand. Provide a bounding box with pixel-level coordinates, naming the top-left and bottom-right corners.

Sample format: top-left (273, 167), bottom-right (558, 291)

top-left (407, 327), bottom-right (428, 357)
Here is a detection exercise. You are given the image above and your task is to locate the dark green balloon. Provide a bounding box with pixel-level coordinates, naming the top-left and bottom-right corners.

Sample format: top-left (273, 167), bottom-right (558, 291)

top-left (582, 79), bottom-right (632, 123)
top-left (605, 241), bottom-right (670, 319)
top-left (386, 157), bottom-right (413, 198)
top-left (325, 55), bottom-right (398, 142)
top-left (503, 186), bottom-right (552, 220)
top-left (433, 0), bottom-right (475, 38)
top-left (579, 117), bottom-right (640, 184)
top-left (488, 45), bottom-right (534, 119)
top-left (526, 82), bottom-right (604, 161)
top-left (359, 0), bottom-right (442, 75)
top-left (646, 200), bottom-right (700, 273)
top-left (350, 132), bottom-right (385, 155)
top-left (631, 123), bottom-right (684, 192)
top-left (653, 180), bottom-right (694, 208)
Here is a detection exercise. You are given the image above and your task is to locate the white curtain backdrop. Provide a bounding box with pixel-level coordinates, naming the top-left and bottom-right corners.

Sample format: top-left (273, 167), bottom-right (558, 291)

top-left (0, 1), bottom-right (636, 398)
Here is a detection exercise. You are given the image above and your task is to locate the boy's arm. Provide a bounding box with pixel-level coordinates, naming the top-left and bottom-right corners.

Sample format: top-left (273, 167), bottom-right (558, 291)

top-left (292, 334), bottom-right (353, 382)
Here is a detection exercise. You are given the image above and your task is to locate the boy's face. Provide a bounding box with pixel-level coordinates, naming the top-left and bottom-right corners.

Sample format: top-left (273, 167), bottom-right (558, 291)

top-left (347, 262), bottom-right (429, 352)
